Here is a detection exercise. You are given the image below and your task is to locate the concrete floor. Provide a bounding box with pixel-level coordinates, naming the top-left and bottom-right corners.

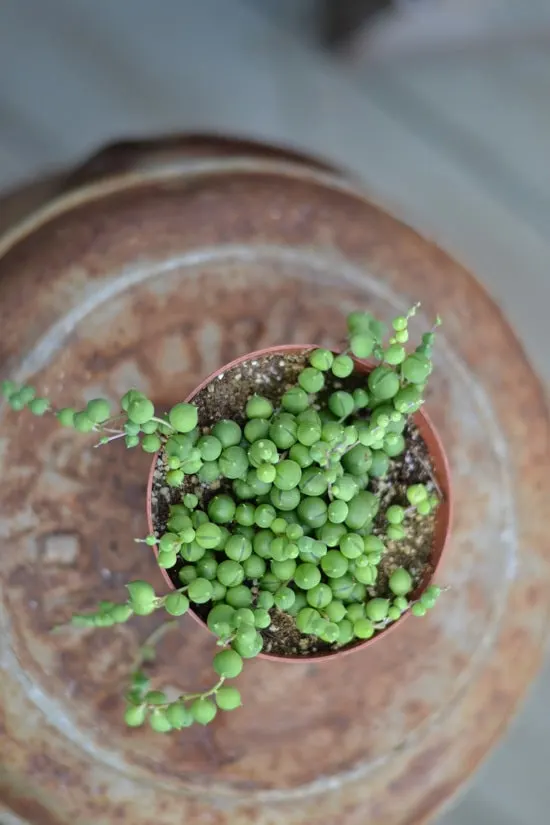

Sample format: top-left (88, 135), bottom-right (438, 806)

top-left (0, 0), bottom-right (549, 822)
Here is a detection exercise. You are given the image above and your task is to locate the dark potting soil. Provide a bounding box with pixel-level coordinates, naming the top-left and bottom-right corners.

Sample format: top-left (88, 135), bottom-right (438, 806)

top-left (151, 351), bottom-right (439, 658)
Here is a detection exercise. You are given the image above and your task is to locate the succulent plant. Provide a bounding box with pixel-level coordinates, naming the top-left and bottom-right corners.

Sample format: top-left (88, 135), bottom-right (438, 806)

top-left (1, 304), bottom-right (445, 732)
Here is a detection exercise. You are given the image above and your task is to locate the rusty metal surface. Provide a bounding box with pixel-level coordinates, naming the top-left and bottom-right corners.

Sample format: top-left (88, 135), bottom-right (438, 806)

top-left (0, 141), bottom-right (549, 825)
top-left (0, 135), bottom-right (334, 238)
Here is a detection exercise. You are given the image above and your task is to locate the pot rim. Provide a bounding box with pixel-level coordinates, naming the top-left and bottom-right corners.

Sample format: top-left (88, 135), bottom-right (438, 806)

top-left (146, 344), bottom-right (452, 663)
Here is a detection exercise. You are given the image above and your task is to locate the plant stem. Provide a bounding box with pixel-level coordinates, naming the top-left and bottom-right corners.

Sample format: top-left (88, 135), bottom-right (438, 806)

top-left (150, 415), bottom-right (175, 431)
top-left (416, 453), bottom-right (442, 498)
top-left (145, 620), bottom-right (179, 648)
top-left (100, 413), bottom-right (126, 426)
top-left (131, 619), bottom-right (179, 672)
top-left (130, 617), bottom-right (227, 710)
top-left (174, 676), bottom-right (225, 704)
top-left (215, 632), bottom-right (236, 647)
top-left (141, 676), bottom-right (227, 712)
top-left (338, 438), bottom-right (359, 458)
top-left (324, 422), bottom-right (385, 467)
top-left (153, 585), bottom-right (187, 608)
top-left (94, 432), bottom-right (127, 448)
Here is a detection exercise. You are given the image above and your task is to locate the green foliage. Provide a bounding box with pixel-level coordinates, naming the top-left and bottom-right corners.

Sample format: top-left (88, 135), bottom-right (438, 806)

top-left (5, 303), bottom-right (446, 734)
top-left (309, 348), bottom-right (333, 371)
top-left (215, 686), bottom-right (242, 710)
top-left (127, 397), bottom-right (154, 425)
top-left (213, 649), bottom-right (243, 678)
top-left (169, 402), bottom-right (198, 433)
top-left (349, 333), bottom-right (374, 359)
top-left (164, 592), bottom-right (189, 616)
top-left (298, 367), bottom-right (324, 394)
top-left (331, 354), bottom-right (354, 378)
top-left (246, 395), bottom-right (273, 419)
top-left (29, 398), bottom-right (50, 416)
top-left (86, 398), bottom-right (111, 423)
top-left (389, 567), bottom-right (413, 596)
top-left (212, 419), bottom-right (242, 447)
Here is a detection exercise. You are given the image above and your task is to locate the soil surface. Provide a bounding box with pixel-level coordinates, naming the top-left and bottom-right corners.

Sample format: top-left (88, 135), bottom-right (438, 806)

top-left (150, 350), bottom-right (439, 658)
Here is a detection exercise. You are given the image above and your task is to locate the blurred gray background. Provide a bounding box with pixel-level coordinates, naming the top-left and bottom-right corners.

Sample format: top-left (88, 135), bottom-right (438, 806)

top-left (0, 0), bottom-right (548, 822)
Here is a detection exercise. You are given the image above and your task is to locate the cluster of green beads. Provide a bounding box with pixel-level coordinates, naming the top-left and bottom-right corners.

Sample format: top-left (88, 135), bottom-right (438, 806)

top-left (0, 381), bottom-right (204, 455)
top-left (147, 307), bottom-right (441, 650)
top-left (124, 663), bottom-right (242, 731)
top-left (120, 581), bottom-right (242, 730)
top-left (3, 304), bottom-right (444, 733)
top-left (71, 579), bottom-right (243, 731)
top-left (0, 381), bottom-right (51, 416)
top-left (117, 394), bottom-right (198, 454)
top-left (70, 580), bottom-right (183, 626)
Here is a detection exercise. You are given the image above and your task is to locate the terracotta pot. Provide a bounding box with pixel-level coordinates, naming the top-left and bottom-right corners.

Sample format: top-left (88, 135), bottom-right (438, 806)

top-left (146, 344), bottom-right (452, 661)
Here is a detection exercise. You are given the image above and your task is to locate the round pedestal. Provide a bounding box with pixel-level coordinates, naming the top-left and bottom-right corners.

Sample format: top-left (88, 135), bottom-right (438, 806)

top-left (1, 137), bottom-right (549, 825)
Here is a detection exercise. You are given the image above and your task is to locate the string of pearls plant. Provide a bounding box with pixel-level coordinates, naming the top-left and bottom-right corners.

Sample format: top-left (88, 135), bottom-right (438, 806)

top-left (1, 305), bottom-right (444, 733)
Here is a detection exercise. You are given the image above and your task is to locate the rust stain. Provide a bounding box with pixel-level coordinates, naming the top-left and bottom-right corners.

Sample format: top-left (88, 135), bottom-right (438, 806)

top-left (387, 742), bottom-right (449, 799)
top-left (406, 781), bottom-right (459, 825)
top-left (524, 583), bottom-right (543, 607)
top-left (465, 580), bottom-right (488, 617)
top-left (0, 787), bottom-right (61, 825)
top-left (402, 700), bottom-right (431, 727)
